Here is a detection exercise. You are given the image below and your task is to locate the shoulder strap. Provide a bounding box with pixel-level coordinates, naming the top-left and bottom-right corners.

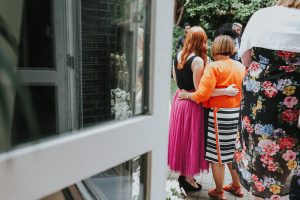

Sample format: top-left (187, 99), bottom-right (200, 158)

top-left (174, 53), bottom-right (179, 68)
top-left (188, 55), bottom-right (198, 63)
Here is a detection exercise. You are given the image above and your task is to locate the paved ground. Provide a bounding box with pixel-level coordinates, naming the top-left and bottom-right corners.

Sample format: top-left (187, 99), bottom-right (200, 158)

top-left (167, 84), bottom-right (290, 200)
top-left (167, 167), bottom-right (252, 200)
top-left (167, 168), bottom-right (291, 200)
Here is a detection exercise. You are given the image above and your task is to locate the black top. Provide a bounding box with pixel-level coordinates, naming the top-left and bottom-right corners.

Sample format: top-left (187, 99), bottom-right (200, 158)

top-left (174, 55), bottom-right (197, 90)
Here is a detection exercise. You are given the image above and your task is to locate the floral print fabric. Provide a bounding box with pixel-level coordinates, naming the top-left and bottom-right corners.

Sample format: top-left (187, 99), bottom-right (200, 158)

top-left (234, 48), bottom-right (300, 199)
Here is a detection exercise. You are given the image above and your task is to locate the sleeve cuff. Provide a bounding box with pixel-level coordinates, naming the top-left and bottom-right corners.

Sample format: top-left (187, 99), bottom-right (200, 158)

top-left (190, 92), bottom-right (200, 103)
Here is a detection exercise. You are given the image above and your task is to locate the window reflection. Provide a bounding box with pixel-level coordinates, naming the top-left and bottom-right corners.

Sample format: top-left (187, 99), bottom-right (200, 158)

top-left (0, 0), bottom-right (60, 152)
top-left (0, 0), bottom-right (55, 69)
top-left (0, 0), bottom-right (150, 152)
top-left (11, 86), bottom-right (57, 146)
top-left (40, 155), bottom-right (147, 200)
top-left (80, 0), bottom-right (149, 126)
top-left (18, 0), bottom-right (55, 69)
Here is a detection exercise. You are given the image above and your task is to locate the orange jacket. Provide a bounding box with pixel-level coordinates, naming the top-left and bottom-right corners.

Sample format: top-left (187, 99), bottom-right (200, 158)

top-left (191, 58), bottom-right (245, 108)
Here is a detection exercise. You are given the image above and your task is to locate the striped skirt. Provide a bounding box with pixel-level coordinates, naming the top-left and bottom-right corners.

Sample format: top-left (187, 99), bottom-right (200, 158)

top-left (205, 107), bottom-right (240, 164)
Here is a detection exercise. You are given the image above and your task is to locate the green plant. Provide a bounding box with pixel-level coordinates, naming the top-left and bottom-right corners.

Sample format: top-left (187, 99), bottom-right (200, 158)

top-left (184, 0), bottom-right (276, 38)
top-left (234, 0), bottom-right (276, 23)
top-left (165, 180), bottom-right (186, 200)
top-left (172, 25), bottom-right (184, 58)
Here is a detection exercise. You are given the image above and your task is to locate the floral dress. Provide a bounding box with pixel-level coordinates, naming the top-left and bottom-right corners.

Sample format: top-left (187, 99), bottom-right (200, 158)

top-left (234, 48), bottom-right (300, 199)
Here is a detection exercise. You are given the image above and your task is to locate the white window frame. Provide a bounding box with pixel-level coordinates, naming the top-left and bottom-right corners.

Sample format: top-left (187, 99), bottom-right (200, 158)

top-left (0, 0), bottom-right (173, 200)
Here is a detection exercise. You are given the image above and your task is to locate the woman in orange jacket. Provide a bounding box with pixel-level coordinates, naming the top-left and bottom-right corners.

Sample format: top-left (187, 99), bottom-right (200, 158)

top-left (179, 35), bottom-right (245, 200)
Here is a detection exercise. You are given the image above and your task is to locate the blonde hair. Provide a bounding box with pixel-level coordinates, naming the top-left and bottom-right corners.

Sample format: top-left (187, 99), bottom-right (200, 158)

top-left (211, 35), bottom-right (235, 58)
top-left (277, 0), bottom-right (300, 8)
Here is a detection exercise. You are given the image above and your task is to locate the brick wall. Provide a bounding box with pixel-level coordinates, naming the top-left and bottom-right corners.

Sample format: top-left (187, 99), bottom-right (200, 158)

top-left (81, 0), bottom-right (117, 126)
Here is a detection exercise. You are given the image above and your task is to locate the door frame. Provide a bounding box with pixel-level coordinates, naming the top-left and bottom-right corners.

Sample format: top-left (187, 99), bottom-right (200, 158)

top-left (0, 0), bottom-right (173, 200)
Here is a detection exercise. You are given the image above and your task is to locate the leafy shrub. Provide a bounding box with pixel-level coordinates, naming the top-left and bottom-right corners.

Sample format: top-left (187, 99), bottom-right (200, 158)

top-left (184, 0), bottom-right (276, 38)
top-left (172, 25), bottom-right (184, 58)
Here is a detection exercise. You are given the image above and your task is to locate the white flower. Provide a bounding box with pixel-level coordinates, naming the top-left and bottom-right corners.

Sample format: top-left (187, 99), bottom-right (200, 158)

top-left (111, 88), bottom-right (132, 120)
top-left (165, 180), bottom-right (185, 200)
top-left (132, 171), bottom-right (140, 200)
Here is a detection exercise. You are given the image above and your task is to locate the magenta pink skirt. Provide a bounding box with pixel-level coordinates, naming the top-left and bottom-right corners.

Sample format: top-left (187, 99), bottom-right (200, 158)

top-left (168, 90), bottom-right (209, 176)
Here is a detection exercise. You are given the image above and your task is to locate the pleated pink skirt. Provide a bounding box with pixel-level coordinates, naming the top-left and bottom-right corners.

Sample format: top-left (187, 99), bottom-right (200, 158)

top-left (168, 90), bottom-right (209, 176)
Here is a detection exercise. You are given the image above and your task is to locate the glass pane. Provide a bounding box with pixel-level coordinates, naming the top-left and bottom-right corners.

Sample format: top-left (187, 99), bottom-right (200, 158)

top-left (80, 0), bottom-right (150, 127)
top-left (18, 0), bottom-right (55, 69)
top-left (0, 0), bottom-right (65, 153)
top-left (0, 0), bottom-right (55, 70)
top-left (39, 155), bottom-right (147, 200)
top-left (134, 0), bottom-right (149, 115)
top-left (11, 86), bottom-right (57, 146)
top-left (0, 0), bottom-right (151, 152)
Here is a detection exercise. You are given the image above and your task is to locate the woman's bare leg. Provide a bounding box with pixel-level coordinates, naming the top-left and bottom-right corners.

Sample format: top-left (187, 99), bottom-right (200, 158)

top-left (227, 163), bottom-right (240, 185)
top-left (211, 162), bottom-right (225, 192)
top-left (227, 162), bottom-right (243, 194)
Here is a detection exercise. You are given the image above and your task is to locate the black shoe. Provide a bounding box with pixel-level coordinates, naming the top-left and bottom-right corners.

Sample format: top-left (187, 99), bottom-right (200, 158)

top-left (196, 183), bottom-right (202, 190)
top-left (178, 175), bottom-right (202, 192)
top-left (178, 175), bottom-right (198, 183)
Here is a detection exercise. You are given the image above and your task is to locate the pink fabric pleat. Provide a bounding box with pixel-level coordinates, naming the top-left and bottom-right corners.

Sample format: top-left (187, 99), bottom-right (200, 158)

top-left (168, 90), bottom-right (209, 177)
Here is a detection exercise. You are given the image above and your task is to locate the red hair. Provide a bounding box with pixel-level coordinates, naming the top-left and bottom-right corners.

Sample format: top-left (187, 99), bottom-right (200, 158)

top-left (178, 26), bottom-right (207, 69)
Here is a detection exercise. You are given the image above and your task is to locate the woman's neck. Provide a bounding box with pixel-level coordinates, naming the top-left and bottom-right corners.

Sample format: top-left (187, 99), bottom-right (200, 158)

top-left (213, 55), bottom-right (230, 61)
top-left (178, 51), bottom-right (195, 61)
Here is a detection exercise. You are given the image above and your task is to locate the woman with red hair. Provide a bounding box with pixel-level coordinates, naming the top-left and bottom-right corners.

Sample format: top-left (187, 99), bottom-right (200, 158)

top-left (168, 27), bottom-right (238, 193)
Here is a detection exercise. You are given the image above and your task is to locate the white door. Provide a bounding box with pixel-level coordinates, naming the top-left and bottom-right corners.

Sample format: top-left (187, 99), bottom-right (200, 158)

top-left (0, 0), bottom-right (173, 200)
